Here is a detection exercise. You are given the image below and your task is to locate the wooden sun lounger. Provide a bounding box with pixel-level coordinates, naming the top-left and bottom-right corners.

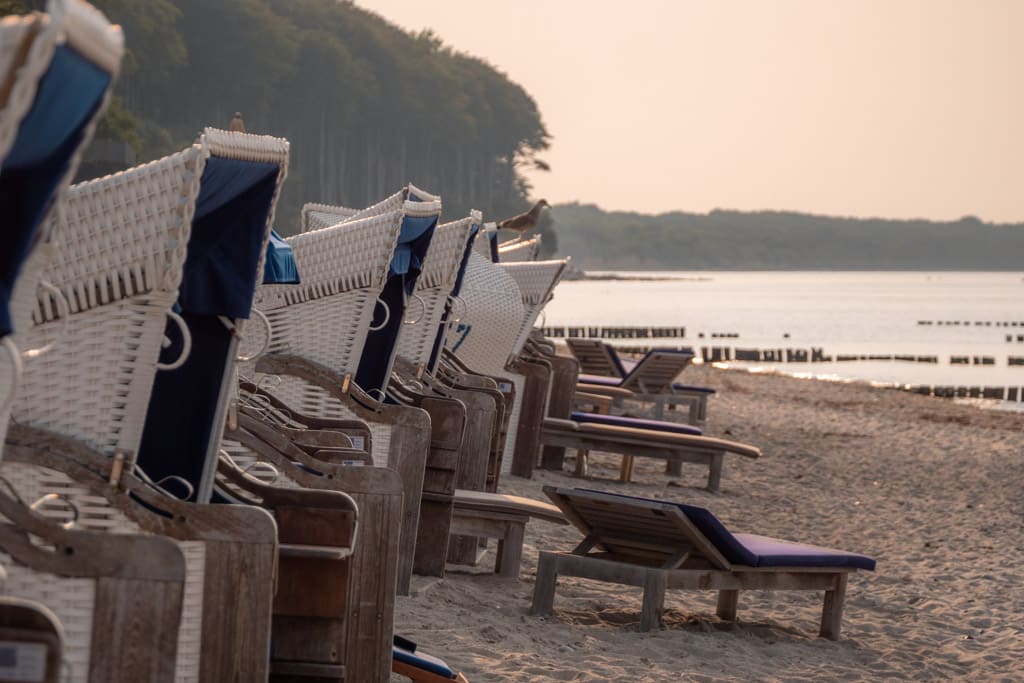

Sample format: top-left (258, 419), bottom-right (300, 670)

top-left (449, 490), bottom-right (567, 578)
top-left (531, 487), bottom-right (876, 640)
top-left (541, 417), bottom-right (760, 492)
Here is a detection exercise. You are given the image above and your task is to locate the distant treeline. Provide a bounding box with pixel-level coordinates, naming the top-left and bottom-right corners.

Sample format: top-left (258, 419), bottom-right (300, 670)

top-left (551, 203), bottom-right (1024, 270)
top-left (2, 0), bottom-right (551, 231)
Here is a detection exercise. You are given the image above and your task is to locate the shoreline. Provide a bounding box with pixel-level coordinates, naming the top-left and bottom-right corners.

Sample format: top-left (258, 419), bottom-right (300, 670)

top-left (394, 363), bottom-right (1024, 681)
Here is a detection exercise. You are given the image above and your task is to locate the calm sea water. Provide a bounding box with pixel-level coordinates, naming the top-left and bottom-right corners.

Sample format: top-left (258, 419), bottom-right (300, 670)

top-left (543, 271), bottom-right (1024, 405)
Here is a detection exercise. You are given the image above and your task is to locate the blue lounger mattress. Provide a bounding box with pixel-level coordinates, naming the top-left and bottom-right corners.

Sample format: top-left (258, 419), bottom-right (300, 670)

top-left (578, 374), bottom-right (717, 394)
top-left (570, 411), bottom-right (703, 436)
top-left (581, 489), bottom-right (876, 571)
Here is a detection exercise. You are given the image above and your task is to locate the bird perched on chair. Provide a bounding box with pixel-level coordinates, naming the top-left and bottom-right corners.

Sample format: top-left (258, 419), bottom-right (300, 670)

top-left (495, 199), bottom-right (549, 234)
top-left (229, 112), bottom-right (246, 133)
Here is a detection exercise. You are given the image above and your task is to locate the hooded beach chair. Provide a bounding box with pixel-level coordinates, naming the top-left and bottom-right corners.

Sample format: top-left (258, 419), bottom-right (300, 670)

top-left (495, 234), bottom-right (541, 262)
top-left (246, 186), bottom-right (440, 594)
top-left (0, 5), bottom-right (191, 682)
top-left (532, 487), bottom-right (876, 639)
top-left (227, 196), bottom-right (416, 681)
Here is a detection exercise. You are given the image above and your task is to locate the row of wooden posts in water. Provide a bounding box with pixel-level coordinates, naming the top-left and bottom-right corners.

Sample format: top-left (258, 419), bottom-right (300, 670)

top-left (917, 320), bottom-right (1023, 327)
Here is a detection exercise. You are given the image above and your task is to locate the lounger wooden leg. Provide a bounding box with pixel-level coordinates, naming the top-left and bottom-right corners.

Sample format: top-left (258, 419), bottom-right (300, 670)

top-left (619, 455), bottom-right (635, 483)
top-left (495, 522), bottom-right (525, 578)
top-left (574, 449), bottom-right (589, 477)
top-left (716, 589), bottom-right (739, 621)
top-left (819, 573), bottom-right (848, 640)
top-left (639, 570), bottom-right (667, 632)
top-left (665, 459), bottom-right (683, 477)
top-left (706, 453), bottom-right (724, 493)
top-left (531, 552), bottom-right (559, 616)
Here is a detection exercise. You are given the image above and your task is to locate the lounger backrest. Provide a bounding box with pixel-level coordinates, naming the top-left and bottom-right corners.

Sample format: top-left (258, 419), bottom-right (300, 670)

top-left (395, 212), bottom-right (478, 370)
top-left (544, 486), bottom-right (734, 570)
top-left (618, 349), bottom-right (694, 394)
top-left (137, 129), bottom-right (289, 503)
top-left (565, 338), bottom-right (622, 377)
top-left (300, 200), bottom-right (358, 232)
top-left (500, 258), bottom-right (570, 358)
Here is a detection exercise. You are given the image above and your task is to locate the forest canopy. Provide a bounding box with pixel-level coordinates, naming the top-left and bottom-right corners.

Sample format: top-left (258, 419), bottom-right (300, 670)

top-left (2, 0), bottom-right (552, 231)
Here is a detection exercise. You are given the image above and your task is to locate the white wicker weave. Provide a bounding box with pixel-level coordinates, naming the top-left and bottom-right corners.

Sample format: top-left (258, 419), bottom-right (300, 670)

top-left (496, 235), bottom-right (541, 262)
top-left (446, 252), bottom-right (526, 472)
top-left (499, 259), bottom-right (570, 358)
top-left (395, 212), bottom-right (478, 369)
top-left (0, 0), bottom-right (123, 455)
top-left (13, 147), bottom-right (202, 460)
top-left (300, 201), bottom-right (357, 233)
top-left (244, 210), bottom-right (404, 464)
top-left (5, 144), bottom-right (202, 681)
top-left (0, 461), bottom-right (206, 683)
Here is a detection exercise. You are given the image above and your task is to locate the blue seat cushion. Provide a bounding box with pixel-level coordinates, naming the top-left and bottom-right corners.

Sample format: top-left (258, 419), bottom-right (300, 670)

top-left (578, 374), bottom-right (715, 395)
top-left (672, 383), bottom-right (716, 394)
top-left (577, 489), bottom-right (875, 571)
top-left (393, 644), bottom-right (455, 679)
top-left (570, 411), bottom-right (703, 436)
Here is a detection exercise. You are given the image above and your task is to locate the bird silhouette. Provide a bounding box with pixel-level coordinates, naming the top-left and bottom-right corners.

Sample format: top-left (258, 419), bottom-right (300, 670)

top-left (495, 199), bottom-right (549, 234)
top-left (229, 112), bottom-right (246, 133)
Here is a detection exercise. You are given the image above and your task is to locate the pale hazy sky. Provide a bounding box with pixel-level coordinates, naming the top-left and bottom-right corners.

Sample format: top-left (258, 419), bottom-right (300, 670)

top-left (356, 1), bottom-right (1022, 222)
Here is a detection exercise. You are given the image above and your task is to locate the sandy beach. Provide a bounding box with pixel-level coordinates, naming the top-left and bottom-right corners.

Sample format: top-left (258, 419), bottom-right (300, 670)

top-left (394, 364), bottom-right (1024, 682)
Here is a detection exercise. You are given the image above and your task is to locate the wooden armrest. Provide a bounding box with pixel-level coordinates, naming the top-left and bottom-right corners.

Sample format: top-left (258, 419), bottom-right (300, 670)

top-left (278, 543), bottom-right (351, 560)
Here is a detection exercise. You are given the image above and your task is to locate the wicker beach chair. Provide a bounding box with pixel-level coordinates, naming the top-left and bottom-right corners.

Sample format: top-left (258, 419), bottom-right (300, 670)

top-left (0, 0), bottom-right (122, 450)
top-left (229, 196), bottom-right (414, 681)
top-left (0, 6), bottom-right (189, 682)
top-left (495, 235), bottom-right (541, 262)
top-left (531, 487), bottom-right (875, 639)
top-left (2, 140), bottom-right (205, 683)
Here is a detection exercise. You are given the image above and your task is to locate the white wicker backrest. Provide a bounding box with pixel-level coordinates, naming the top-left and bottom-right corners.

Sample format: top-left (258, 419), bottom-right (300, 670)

top-left (249, 209), bottom-right (403, 376)
top-left (0, 0), bottom-right (122, 455)
top-left (300, 201), bottom-right (357, 233)
top-left (501, 259), bottom-right (570, 357)
top-left (448, 252), bottom-right (525, 375)
top-left (395, 212), bottom-right (478, 369)
top-left (497, 236), bottom-right (541, 262)
top-left (12, 146), bottom-right (204, 464)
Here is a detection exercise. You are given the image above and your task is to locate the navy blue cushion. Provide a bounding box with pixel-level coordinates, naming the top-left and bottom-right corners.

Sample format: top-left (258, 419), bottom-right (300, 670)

top-left (178, 157), bottom-right (279, 318)
top-left (137, 314), bottom-right (232, 495)
top-left (0, 44), bottom-right (110, 337)
top-left (392, 644), bottom-right (454, 679)
top-left (570, 411), bottom-right (703, 436)
top-left (427, 223), bottom-right (479, 373)
top-left (576, 489), bottom-right (875, 570)
top-left (673, 383), bottom-right (716, 394)
top-left (357, 209), bottom-right (439, 394)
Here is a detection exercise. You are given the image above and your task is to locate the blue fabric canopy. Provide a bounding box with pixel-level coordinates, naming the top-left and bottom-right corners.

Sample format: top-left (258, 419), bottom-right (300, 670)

top-left (262, 229), bottom-right (300, 284)
top-left (356, 206), bottom-right (440, 394)
top-left (427, 222), bottom-right (480, 372)
top-left (0, 44), bottom-right (110, 337)
top-left (138, 154), bottom-right (282, 500)
top-left (176, 156), bottom-right (278, 319)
